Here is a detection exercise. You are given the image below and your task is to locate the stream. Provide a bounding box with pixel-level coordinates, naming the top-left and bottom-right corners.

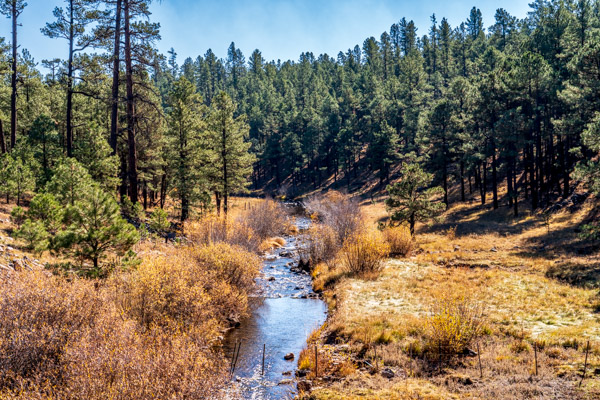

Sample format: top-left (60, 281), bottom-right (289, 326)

top-left (224, 217), bottom-right (327, 400)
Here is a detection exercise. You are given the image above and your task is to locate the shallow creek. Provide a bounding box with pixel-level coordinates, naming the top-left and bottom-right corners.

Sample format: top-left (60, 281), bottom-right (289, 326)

top-left (224, 217), bottom-right (327, 399)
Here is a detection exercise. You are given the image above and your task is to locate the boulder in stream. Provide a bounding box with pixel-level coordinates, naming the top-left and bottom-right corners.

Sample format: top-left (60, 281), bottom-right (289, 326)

top-left (284, 352), bottom-right (294, 361)
top-left (297, 380), bottom-right (311, 392)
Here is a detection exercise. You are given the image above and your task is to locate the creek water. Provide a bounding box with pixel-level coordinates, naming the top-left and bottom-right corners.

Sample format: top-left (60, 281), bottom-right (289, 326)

top-left (224, 217), bottom-right (327, 400)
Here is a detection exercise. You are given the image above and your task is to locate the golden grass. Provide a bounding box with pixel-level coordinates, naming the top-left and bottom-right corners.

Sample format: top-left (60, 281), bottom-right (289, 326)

top-left (313, 194), bottom-right (600, 399)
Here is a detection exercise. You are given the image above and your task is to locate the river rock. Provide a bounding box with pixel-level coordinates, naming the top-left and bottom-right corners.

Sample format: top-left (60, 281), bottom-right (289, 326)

top-left (381, 367), bottom-right (395, 379)
top-left (278, 379), bottom-right (293, 385)
top-left (282, 370), bottom-right (292, 376)
top-left (267, 276), bottom-right (276, 281)
top-left (296, 369), bottom-right (309, 378)
top-left (297, 380), bottom-right (311, 392)
top-left (284, 353), bottom-right (294, 360)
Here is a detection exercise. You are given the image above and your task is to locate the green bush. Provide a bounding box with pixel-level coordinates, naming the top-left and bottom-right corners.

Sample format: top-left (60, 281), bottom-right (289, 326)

top-left (28, 192), bottom-right (62, 232)
top-left (149, 208), bottom-right (170, 233)
top-left (15, 219), bottom-right (49, 255)
top-left (56, 186), bottom-right (139, 270)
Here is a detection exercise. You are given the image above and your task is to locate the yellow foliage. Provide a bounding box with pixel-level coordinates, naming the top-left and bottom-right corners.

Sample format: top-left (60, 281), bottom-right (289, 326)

top-left (185, 214), bottom-right (260, 252)
top-left (341, 230), bottom-right (390, 279)
top-left (382, 225), bottom-right (413, 257)
top-left (426, 292), bottom-right (486, 356)
top-left (112, 243), bottom-right (260, 331)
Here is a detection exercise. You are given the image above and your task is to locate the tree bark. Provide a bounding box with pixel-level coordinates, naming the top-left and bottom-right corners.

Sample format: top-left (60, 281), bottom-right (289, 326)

top-left (222, 126), bottom-right (229, 217)
top-left (64, 0), bottom-right (75, 157)
top-left (10, 3), bottom-right (18, 150)
top-left (0, 120), bottom-right (6, 153)
top-left (215, 191), bottom-right (221, 217)
top-left (124, 0), bottom-right (138, 204)
top-left (109, 0), bottom-right (122, 154)
top-left (460, 161), bottom-right (465, 202)
top-left (492, 139), bottom-right (498, 210)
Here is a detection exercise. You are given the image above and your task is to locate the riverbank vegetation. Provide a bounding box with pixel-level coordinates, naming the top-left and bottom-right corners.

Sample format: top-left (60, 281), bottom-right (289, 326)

top-left (299, 190), bottom-right (600, 400)
top-left (1, 0), bottom-right (600, 398)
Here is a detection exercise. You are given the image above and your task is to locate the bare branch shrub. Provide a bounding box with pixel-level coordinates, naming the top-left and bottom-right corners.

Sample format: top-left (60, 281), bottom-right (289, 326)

top-left (0, 271), bottom-right (99, 390)
top-left (426, 293), bottom-right (487, 357)
top-left (303, 223), bottom-right (340, 265)
top-left (239, 199), bottom-right (292, 240)
top-left (382, 225), bottom-right (413, 257)
top-left (304, 191), bottom-right (362, 244)
top-left (341, 230), bottom-right (390, 279)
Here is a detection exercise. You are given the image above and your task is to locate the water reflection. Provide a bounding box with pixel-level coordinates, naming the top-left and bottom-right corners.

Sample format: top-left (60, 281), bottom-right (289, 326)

top-left (223, 217), bottom-right (327, 399)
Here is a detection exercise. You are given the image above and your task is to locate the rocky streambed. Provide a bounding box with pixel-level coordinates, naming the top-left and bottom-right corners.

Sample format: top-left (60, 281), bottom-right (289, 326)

top-left (224, 217), bottom-right (327, 400)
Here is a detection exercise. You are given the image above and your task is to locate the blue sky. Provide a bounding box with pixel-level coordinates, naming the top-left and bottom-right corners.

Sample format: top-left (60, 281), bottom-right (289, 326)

top-left (0, 0), bottom-right (531, 67)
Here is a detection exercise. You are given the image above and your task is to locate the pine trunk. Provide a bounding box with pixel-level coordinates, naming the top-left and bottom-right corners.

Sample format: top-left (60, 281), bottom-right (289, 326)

top-left (10, 4), bottom-right (17, 150)
top-left (124, 0), bottom-right (138, 204)
top-left (65, 0), bottom-right (74, 157)
top-left (109, 0), bottom-right (122, 154)
top-left (0, 120), bottom-right (6, 153)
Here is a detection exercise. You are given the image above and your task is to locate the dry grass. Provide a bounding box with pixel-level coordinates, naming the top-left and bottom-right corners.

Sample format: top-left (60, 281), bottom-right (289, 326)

top-left (341, 230), bottom-right (390, 279)
top-left (311, 194), bottom-right (600, 399)
top-left (382, 226), bottom-right (413, 257)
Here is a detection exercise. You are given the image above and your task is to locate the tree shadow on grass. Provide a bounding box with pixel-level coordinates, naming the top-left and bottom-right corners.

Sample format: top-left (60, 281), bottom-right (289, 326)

top-left (421, 200), bottom-right (541, 237)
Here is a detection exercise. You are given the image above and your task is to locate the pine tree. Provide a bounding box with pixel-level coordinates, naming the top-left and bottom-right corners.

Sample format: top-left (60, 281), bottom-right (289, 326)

top-left (385, 163), bottom-right (445, 236)
top-left (165, 76), bottom-right (209, 221)
top-left (207, 92), bottom-right (255, 217)
top-left (0, 0), bottom-right (26, 150)
top-left (42, 0), bottom-right (100, 157)
top-left (56, 185), bottom-right (139, 270)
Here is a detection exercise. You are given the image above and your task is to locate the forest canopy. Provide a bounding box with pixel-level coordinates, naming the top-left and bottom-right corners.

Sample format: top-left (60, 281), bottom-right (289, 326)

top-left (0, 0), bottom-right (599, 223)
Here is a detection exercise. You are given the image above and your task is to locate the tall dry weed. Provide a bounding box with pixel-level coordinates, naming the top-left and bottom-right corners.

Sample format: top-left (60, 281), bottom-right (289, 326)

top-left (383, 225), bottom-right (414, 257)
top-left (341, 230), bottom-right (390, 279)
top-left (304, 191), bottom-right (363, 244)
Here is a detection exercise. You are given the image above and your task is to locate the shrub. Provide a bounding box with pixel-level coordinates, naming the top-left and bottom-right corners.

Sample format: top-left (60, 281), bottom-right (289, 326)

top-left (112, 243), bottom-right (260, 331)
top-left (62, 319), bottom-right (225, 400)
top-left (303, 223), bottom-right (339, 265)
top-left (304, 191), bottom-right (362, 244)
top-left (239, 199), bottom-right (291, 240)
top-left (382, 226), bottom-right (413, 257)
top-left (14, 219), bottom-right (49, 255)
top-left (426, 294), bottom-right (486, 357)
top-left (341, 230), bottom-right (390, 278)
top-left (0, 271), bottom-right (225, 399)
top-left (186, 214), bottom-right (260, 253)
top-left (0, 271), bottom-right (99, 390)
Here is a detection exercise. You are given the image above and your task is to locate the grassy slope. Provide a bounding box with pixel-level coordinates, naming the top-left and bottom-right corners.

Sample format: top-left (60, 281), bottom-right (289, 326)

top-left (306, 191), bottom-right (600, 400)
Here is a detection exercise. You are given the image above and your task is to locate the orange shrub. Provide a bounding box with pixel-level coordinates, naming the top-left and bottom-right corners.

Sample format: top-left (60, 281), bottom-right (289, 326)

top-left (383, 225), bottom-right (413, 257)
top-left (61, 315), bottom-right (225, 400)
top-left (0, 243), bottom-right (254, 399)
top-left (185, 214), bottom-right (260, 253)
top-left (426, 293), bottom-right (486, 357)
top-left (0, 271), bottom-right (99, 390)
top-left (341, 230), bottom-right (390, 279)
top-left (112, 243), bottom-right (260, 331)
